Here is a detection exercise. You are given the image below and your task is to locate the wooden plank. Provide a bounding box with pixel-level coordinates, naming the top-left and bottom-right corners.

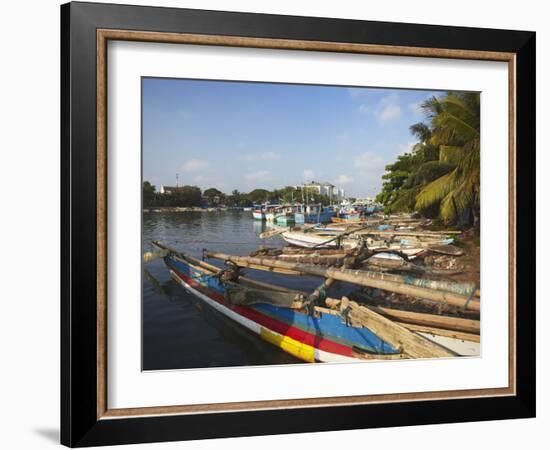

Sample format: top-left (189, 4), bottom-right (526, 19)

top-left (338, 297), bottom-right (455, 358)
top-left (399, 323), bottom-right (480, 343)
top-left (370, 306), bottom-right (480, 334)
top-left (325, 299), bottom-right (479, 334)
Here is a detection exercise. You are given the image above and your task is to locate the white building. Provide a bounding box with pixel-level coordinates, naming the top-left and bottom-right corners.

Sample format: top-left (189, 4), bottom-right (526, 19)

top-left (295, 181), bottom-right (345, 202)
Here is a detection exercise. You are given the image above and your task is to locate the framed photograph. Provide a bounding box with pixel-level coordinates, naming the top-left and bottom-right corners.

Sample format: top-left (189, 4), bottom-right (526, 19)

top-left (61, 1), bottom-right (535, 447)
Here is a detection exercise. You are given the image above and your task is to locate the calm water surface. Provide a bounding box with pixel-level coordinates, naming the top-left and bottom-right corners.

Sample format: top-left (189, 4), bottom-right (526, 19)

top-left (143, 210), bottom-right (345, 370)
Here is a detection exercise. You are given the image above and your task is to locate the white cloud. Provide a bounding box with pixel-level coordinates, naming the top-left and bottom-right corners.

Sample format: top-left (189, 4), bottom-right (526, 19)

top-left (303, 169), bottom-right (314, 180)
top-left (181, 159), bottom-right (209, 172)
top-left (378, 103), bottom-right (402, 122)
top-left (334, 174), bottom-right (353, 184)
top-left (194, 175), bottom-right (206, 182)
top-left (357, 93), bottom-right (402, 123)
top-left (245, 170), bottom-right (271, 181)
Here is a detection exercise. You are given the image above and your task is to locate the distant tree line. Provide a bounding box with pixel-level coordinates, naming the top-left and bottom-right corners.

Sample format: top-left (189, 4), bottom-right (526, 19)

top-left (143, 182), bottom-right (201, 207)
top-left (143, 182), bottom-right (338, 207)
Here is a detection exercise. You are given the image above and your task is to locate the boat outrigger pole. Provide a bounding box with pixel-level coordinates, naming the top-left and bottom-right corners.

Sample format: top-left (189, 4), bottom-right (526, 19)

top-left (204, 251), bottom-right (480, 312)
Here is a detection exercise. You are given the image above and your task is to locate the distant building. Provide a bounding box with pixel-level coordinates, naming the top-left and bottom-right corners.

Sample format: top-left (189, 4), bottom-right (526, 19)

top-left (353, 197), bottom-right (374, 205)
top-left (159, 185), bottom-right (180, 194)
top-left (295, 181), bottom-right (345, 202)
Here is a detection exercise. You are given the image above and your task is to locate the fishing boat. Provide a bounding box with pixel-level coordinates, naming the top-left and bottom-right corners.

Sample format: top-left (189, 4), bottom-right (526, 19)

top-left (274, 205), bottom-right (298, 226)
top-left (294, 212), bottom-right (305, 224)
top-left (151, 242), bottom-right (478, 361)
top-left (281, 229), bottom-right (354, 249)
top-left (302, 205), bottom-right (336, 224)
top-left (275, 213), bottom-right (295, 226)
top-left (265, 210), bottom-right (276, 222)
top-left (252, 203), bottom-right (279, 221)
top-left (280, 228), bottom-right (454, 259)
top-left (151, 242), bottom-right (405, 362)
top-left (337, 208), bottom-right (361, 220)
top-left (252, 209), bottom-right (265, 220)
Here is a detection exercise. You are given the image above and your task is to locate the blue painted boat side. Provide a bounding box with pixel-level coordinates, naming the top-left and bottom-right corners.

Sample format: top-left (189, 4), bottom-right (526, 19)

top-left (165, 257), bottom-right (399, 354)
top-left (166, 255), bottom-right (398, 354)
top-left (253, 303), bottom-right (398, 354)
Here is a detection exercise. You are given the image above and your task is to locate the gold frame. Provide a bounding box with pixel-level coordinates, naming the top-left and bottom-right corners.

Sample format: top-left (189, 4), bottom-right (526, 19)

top-left (96, 29), bottom-right (516, 420)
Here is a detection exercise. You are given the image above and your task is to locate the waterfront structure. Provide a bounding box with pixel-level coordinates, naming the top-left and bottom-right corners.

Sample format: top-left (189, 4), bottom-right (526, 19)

top-left (295, 181), bottom-right (345, 203)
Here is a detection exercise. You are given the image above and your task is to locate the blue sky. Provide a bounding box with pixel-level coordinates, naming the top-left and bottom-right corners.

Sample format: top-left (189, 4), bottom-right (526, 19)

top-left (142, 78), bottom-right (444, 198)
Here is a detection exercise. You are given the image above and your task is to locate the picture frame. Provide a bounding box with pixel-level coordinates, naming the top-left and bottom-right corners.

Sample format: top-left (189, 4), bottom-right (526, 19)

top-left (61, 1), bottom-right (536, 447)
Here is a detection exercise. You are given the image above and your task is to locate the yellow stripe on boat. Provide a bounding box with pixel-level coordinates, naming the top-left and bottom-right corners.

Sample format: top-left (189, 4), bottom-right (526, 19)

top-left (260, 328), bottom-right (315, 362)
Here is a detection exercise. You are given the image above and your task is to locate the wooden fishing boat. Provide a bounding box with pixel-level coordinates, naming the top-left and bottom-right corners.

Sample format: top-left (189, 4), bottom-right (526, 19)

top-left (275, 215), bottom-right (295, 226)
top-left (300, 205), bottom-right (336, 224)
top-left (149, 243), bottom-right (480, 361)
top-left (154, 243), bottom-right (479, 362)
top-left (281, 230), bottom-right (350, 248)
top-left (280, 229), bottom-right (430, 258)
top-left (252, 209), bottom-right (265, 220)
top-left (152, 242), bottom-right (406, 362)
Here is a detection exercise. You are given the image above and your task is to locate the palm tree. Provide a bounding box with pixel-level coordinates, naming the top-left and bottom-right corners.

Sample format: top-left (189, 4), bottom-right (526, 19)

top-left (414, 92), bottom-right (480, 226)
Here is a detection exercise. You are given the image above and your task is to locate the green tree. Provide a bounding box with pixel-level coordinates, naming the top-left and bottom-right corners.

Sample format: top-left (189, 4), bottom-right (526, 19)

top-left (248, 189), bottom-right (270, 203)
top-left (204, 187), bottom-right (223, 198)
top-left (143, 181), bottom-right (156, 207)
top-left (203, 187), bottom-right (224, 205)
top-left (414, 92), bottom-right (480, 225)
top-left (376, 92), bottom-right (480, 226)
top-left (170, 185), bottom-right (202, 207)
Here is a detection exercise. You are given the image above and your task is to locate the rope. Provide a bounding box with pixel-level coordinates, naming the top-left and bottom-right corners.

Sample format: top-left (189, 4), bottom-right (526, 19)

top-left (342, 305), bottom-right (352, 326)
top-left (463, 285), bottom-right (479, 311)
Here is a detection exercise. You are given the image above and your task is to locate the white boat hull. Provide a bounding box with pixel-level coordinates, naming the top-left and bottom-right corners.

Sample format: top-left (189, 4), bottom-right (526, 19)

top-left (252, 211), bottom-right (265, 220)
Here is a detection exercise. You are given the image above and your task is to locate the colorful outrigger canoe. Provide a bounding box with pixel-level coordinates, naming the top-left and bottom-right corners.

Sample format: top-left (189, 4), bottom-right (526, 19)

top-left (153, 242), bottom-right (403, 363)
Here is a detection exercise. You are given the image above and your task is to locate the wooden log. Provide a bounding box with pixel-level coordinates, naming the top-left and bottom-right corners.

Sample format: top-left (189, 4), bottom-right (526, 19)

top-left (307, 278), bottom-right (335, 305)
top-left (325, 299), bottom-right (479, 334)
top-left (205, 251), bottom-right (480, 311)
top-left (373, 306), bottom-right (479, 334)
top-left (273, 254), bottom-right (347, 265)
top-left (337, 297), bottom-right (455, 358)
top-left (356, 230), bottom-right (462, 237)
top-left (282, 247), bottom-right (348, 255)
top-left (399, 323), bottom-right (480, 343)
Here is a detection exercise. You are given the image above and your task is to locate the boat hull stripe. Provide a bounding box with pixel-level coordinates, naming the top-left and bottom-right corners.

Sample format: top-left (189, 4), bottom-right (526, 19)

top-left (171, 267), bottom-right (358, 359)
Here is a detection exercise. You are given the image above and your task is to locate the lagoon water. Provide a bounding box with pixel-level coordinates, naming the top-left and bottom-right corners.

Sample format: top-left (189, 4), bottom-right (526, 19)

top-left (142, 210), bottom-right (325, 370)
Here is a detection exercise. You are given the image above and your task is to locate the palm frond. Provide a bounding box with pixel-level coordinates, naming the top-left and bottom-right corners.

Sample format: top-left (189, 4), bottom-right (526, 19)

top-left (415, 170), bottom-right (456, 211)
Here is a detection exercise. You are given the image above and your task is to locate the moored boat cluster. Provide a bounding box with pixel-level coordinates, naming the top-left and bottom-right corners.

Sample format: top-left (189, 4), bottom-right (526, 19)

top-left (146, 213), bottom-right (480, 363)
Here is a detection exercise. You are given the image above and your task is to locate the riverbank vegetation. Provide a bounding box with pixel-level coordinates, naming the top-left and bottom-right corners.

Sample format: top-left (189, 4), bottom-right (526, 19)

top-left (375, 92), bottom-right (480, 227)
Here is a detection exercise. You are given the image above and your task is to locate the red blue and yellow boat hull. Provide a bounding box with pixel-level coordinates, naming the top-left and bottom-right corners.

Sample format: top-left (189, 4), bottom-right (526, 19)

top-left (165, 254), bottom-right (401, 363)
